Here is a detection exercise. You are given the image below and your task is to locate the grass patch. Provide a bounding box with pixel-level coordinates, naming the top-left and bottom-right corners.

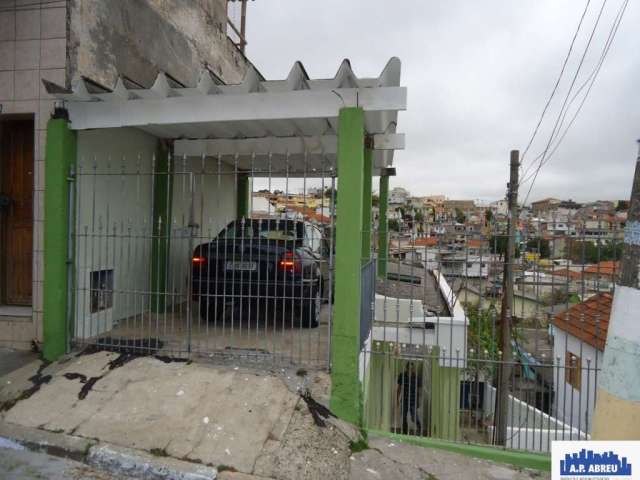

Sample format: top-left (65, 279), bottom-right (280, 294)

top-left (349, 439), bottom-right (369, 453)
top-left (149, 448), bottom-right (168, 457)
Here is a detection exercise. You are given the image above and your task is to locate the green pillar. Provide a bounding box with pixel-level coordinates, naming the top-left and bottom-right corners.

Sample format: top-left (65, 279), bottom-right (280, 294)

top-left (377, 174), bottom-right (389, 277)
top-left (331, 107), bottom-right (365, 425)
top-left (430, 347), bottom-right (461, 441)
top-left (237, 174), bottom-right (249, 220)
top-left (43, 117), bottom-right (77, 361)
top-left (362, 148), bottom-right (373, 263)
top-left (150, 142), bottom-right (173, 313)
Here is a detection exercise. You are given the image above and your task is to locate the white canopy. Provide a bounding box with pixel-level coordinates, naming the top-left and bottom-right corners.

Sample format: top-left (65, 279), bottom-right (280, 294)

top-left (44, 58), bottom-right (406, 176)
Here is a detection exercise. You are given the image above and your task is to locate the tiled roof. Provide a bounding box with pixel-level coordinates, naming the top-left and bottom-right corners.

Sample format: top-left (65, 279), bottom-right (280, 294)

top-left (414, 237), bottom-right (438, 247)
top-left (584, 261), bottom-right (619, 276)
top-left (552, 292), bottom-right (612, 351)
top-left (550, 269), bottom-right (583, 280)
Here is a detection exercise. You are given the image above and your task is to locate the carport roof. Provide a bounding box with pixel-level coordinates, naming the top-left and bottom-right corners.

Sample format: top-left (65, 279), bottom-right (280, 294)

top-left (43, 58), bottom-right (406, 176)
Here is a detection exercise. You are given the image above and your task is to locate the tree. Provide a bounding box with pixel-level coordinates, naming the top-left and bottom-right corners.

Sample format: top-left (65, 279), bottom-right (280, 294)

top-left (526, 237), bottom-right (550, 259)
top-left (490, 234), bottom-right (520, 260)
top-left (485, 209), bottom-right (494, 223)
top-left (388, 219), bottom-right (401, 231)
top-left (414, 210), bottom-right (424, 222)
top-left (372, 193), bottom-right (379, 207)
top-left (568, 240), bottom-right (623, 264)
top-left (455, 208), bottom-right (466, 224)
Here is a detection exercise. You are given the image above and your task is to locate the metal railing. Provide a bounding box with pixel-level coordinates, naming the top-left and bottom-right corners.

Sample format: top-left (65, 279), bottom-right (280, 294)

top-left (70, 153), bottom-right (336, 370)
top-left (363, 210), bottom-right (620, 452)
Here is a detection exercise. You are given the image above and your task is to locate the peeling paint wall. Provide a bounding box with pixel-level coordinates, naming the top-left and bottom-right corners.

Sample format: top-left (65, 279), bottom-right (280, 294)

top-left (67, 0), bottom-right (249, 89)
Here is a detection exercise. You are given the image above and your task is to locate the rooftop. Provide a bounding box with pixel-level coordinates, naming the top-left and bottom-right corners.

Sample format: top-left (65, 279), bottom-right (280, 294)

top-left (552, 292), bottom-right (612, 351)
top-left (584, 261), bottom-right (619, 277)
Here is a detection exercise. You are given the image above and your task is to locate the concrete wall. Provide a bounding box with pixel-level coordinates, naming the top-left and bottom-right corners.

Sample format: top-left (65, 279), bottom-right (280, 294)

top-left (68, 0), bottom-right (249, 88)
top-left (167, 157), bottom-right (237, 308)
top-left (74, 127), bottom-right (157, 338)
top-left (0, 0), bottom-right (68, 348)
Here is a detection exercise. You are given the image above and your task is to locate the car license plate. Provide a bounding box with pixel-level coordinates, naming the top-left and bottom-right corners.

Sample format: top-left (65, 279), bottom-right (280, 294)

top-left (226, 261), bottom-right (257, 271)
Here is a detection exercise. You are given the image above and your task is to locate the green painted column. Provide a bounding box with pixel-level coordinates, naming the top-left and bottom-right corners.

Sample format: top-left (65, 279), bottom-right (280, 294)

top-left (43, 117), bottom-right (77, 361)
top-left (150, 142), bottom-right (173, 313)
top-left (430, 347), bottom-right (461, 441)
top-left (331, 107), bottom-right (365, 425)
top-left (362, 148), bottom-right (373, 263)
top-left (377, 174), bottom-right (389, 277)
top-left (237, 174), bottom-right (249, 220)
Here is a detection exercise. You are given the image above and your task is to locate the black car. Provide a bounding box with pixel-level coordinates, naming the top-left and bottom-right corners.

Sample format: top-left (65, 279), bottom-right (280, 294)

top-left (192, 218), bottom-right (325, 328)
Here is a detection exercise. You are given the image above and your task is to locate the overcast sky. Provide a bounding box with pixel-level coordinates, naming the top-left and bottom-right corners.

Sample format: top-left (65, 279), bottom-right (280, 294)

top-left (245, 0), bottom-right (639, 204)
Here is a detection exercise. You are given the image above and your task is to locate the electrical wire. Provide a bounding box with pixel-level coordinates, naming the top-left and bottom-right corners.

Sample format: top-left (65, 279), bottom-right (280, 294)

top-left (520, 0), bottom-right (629, 188)
top-left (520, 0), bottom-right (629, 203)
top-left (519, 0), bottom-right (592, 173)
top-left (519, 0), bottom-right (612, 206)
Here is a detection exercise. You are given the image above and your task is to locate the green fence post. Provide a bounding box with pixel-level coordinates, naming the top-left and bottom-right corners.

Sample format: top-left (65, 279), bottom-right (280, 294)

top-left (237, 174), bottom-right (249, 220)
top-left (377, 174), bottom-right (389, 277)
top-left (150, 142), bottom-right (173, 313)
top-left (362, 147), bottom-right (373, 263)
top-left (331, 107), bottom-right (365, 425)
top-left (43, 116), bottom-right (77, 361)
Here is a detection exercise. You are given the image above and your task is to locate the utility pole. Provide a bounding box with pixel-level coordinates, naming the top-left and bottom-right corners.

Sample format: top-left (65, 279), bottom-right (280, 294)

top-left (494, 150), bottom-right (519, 446)
top-left (592, 140), bottom-right (640, 439)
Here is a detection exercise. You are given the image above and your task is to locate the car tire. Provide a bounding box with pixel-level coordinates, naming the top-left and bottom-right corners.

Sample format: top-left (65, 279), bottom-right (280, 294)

top-left (301, 288), bottom-right (321, 328)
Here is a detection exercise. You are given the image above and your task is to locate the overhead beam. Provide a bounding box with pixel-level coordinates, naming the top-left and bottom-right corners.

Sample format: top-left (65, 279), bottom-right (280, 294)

top-left (173, 133), bottom-right (404, 157)
top-left (63, 87), bottom-right (407, 130)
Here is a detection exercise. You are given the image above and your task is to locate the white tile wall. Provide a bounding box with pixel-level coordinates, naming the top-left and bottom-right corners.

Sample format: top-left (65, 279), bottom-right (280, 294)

top-left (0, 1), bottom-right (67, 348)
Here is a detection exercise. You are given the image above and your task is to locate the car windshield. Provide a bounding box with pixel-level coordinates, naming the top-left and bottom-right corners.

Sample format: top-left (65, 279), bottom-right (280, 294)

top-left (222, 219), bottom-right (303, 242)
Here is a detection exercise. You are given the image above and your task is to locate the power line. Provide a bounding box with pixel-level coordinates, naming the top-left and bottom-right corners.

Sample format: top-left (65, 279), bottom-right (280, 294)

top-left (519, 0), bottom-right (592, 172)
top-left (521, 0), bottom-right (627, 185)
top-left (520, 0), bottom-right (629, 200)
top-left (520, 0), bottom-right (612, 206)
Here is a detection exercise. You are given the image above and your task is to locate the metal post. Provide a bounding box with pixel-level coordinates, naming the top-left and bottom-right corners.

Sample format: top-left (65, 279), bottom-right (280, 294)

top-left (494, 150), bottom-right (519, 445)
top-left (331, 107), bottom-right (365, 426)
top-left (377, 172), bottom-right (390, 277)
top-left (362, 144), bottom-right (373, 263)
top-left (236, 173), bottom-right (249, 220)
top-left (43, 114), bottom-right (77, 361)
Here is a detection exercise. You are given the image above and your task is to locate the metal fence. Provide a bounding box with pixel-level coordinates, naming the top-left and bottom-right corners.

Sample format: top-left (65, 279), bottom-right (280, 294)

top-left (363, 209), bottom-right (621, 452)
top-left (70, 152), bottom-right (336, 370)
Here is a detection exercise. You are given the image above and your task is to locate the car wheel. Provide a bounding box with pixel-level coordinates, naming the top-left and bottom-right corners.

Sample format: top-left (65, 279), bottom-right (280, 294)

top-left (301, 288), bottom-right (321, 328)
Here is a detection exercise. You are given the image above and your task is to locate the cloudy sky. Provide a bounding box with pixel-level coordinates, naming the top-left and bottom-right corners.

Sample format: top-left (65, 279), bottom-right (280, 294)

top-left (244, 0), bottom-right (639, 204)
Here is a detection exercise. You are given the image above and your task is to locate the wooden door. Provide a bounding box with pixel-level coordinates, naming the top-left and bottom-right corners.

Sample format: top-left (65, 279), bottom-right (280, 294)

top-left (1, 119), bottom-right (34, 305)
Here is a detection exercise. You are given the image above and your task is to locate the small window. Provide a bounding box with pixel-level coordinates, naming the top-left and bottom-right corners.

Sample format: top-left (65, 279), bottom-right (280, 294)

top-left (91, 269), bottom-right (114, 313)
top-left (565, 352), bottom-right (582, 390)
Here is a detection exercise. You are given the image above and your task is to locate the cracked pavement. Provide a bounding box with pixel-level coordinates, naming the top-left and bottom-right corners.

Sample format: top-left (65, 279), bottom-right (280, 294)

top-left (0, 352), bottom-right (548, 479)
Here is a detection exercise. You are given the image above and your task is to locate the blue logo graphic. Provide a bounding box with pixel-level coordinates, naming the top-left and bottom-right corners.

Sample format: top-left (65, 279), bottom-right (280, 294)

top-left (560, 449), bottom-right (632, 476)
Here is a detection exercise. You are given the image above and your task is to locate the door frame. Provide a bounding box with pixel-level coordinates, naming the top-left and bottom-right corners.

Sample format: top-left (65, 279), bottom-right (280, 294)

top-left (0, 114), bottom-right (35, 306)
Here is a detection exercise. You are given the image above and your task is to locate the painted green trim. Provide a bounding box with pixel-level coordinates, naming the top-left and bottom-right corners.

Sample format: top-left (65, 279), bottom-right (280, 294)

top-left (377, 175), bottom-right (389, 277)
top-left (43, 118), bottom-right (77, 361)
top-left (368, 430), bottom-right (550, 472)
top-left (331, 107), bottom-right (365, 425)
top-left (236, 174), bottom-right (249, 220)
top-left (430, 349), bottom-right (461, 441)
top-left (150, 143), bottom-right (173, 313)
top-left (361, 148), bottom-right (373, 263)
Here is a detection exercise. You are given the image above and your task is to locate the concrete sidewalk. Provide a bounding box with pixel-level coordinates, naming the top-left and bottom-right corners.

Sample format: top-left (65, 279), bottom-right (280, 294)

top-left (0, 351), bottom-right (548, 479)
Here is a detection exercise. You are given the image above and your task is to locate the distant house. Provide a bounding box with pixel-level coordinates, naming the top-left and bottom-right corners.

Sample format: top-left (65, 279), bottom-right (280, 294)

top-left (552, 293), bottom-right (611, 434)
top-left (531, 198), bottom-right (561, 216)
top-left (389, 187), bottom-right (410, 205)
